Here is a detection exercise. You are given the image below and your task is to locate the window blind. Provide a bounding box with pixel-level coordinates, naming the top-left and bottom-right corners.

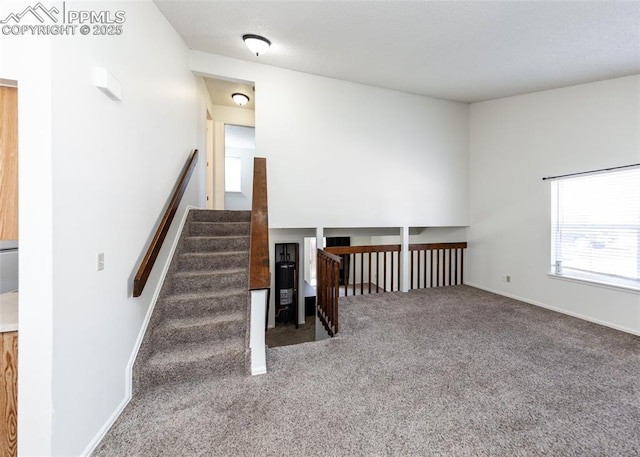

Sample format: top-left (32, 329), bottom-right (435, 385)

top-left (225, 157), bottom-right (242, 192)
top-left (551, 167), bottom-right (640, 288)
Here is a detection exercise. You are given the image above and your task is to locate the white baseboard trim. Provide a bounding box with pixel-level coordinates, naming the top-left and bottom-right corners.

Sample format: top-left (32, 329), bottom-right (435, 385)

top-left (80, 393), bottom-right (129, 457)
top-left (465, 282), bottom-right (640, 337)
top-left (80, 205), bottom-right (196, 457)
top-left (125, 204), bottom-right (195, 389)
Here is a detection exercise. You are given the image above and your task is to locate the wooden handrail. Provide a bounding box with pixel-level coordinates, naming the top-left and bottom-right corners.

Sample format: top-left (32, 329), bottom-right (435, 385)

top-left (317, 249), bottom-right (342, 336)
top-left (409, 242), bottom-right (468, 251)
top-left (325, 244), bottom-right (401, 255)
top-left (249, 157), bottom-right (270, 290)
top-left (133, 149), bottom-right (198, 297)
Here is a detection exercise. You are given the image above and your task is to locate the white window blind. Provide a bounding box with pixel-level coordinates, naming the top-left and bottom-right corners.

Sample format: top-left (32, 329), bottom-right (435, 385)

top-left (551, 167), bottom-right (640, 290)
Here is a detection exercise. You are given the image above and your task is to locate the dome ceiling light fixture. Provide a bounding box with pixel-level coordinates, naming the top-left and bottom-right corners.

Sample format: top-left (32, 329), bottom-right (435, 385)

top-left (232, 92), bottom-right (250, 106)
top-left (242, 34), bottom-right (271, 56)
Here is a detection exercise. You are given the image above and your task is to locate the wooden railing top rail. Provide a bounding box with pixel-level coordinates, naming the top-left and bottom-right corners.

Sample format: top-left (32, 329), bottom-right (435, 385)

top-left (325, 242), bottom-right (467, 255)
top-left (249, 157), bottom-right (270, 290)
top-left (318, 248), bottom-right (343, 264)
top-left (410, 242), bottom-right (468, 251)
top-left (133, 149), bottom-right (198, 297)
top-left (325, 244), bottom-right (401, 255)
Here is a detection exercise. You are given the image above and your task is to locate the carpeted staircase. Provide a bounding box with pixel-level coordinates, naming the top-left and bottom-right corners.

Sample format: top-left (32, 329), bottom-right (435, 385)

top-left (133, 209), bottom-right (252, 391)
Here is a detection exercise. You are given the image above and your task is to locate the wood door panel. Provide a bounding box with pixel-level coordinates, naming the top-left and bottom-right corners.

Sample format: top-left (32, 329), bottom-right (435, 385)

top-left (0, 331), bottom-right (18, 457)
top-left (0, 86), bottom-right (18, 241)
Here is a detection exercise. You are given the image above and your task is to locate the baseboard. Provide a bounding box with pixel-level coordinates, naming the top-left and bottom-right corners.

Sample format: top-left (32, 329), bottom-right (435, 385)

top-left (79, 393), bottom-right (129, 457)
top-left (465, 282), bottom-right (640, 337)
top-left (80, 205), bottom-right (196, 457)
top-left (126, 204), bottom-right (195, 389)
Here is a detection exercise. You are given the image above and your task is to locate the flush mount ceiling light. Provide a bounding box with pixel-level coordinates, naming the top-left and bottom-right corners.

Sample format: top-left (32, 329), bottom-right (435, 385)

top-left (232, 93), bottom-right (250, 106)
top-left (243, 34), bottom-right (271, 56)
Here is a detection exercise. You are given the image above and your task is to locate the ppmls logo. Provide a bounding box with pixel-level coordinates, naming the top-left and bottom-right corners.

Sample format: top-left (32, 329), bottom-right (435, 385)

top-left (1, 2), bottom-right (126, 36)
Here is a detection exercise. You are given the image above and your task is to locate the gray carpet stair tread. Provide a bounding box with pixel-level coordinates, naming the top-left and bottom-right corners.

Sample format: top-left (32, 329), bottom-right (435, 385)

top-left (163, 289), bottom-right (248, 303)
top-left (160, 291), bottom-right (248, 318)
top-left (185, 235), bottom-right (249, 241)
top-left (189, 222), bottom-right (250, 236)
top-left (190, 209), bottom-right (251, 222)
top-left (172, 267), bottom-right (248, 278)
top-left (156, 310), bottom-right (245, 333)
top-left (179, 250), bottom-right (249, 259)
top-left (183, 236), bottom-right (250, 253)
top-left (177, 251), bottom-right (249, 271)
top-left (146, 338), bottom-right (245, 368)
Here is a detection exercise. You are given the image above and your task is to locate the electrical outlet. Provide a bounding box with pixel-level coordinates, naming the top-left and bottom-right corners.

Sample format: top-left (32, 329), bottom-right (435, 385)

top-left (501, 274), bottom-right (511, 283)
top-left (97, 253), bottom-right (105, 271)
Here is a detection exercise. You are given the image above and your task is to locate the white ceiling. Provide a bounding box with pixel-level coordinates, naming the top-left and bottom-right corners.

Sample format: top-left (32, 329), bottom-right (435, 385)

top-left (155, 1), bottom-right (640, 103)
top-left (204, 77), bottom-right (255, 109)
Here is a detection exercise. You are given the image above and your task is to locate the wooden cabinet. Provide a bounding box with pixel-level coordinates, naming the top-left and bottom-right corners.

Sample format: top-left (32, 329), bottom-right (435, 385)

top-left (0, 85), bottom-right (18, 241)
top-left (1, 331), bottom-right (17, 457)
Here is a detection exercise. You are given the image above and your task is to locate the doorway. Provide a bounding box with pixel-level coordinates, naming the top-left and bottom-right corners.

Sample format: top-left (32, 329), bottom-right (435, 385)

top-left (224, 124), bottom-right (255, 210)
top-left (202, 77), bottom-right (255, 210)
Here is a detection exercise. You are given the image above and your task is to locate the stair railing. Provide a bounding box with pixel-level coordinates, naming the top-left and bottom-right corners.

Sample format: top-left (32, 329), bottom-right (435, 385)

top-left (248, 157), bottom-right (270, 290)
top-left (325, 242), bottom-right (468, 296)
top-left (317, 241), bottom-right (466, 337)
top-left (317, 249), bottom-right (342, 336)
top-left (248, 157), bottom-right (270, 375)
top-left (133, 149), bottom-right (198, 297)
top-left (325, 244), bottom-right (402, 295)
top-left (409, 242), bottom-right (467, 289)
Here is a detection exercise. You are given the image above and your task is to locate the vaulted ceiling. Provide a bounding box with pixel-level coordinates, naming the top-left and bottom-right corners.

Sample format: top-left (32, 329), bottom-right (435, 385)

top-left (155, 1), bottom-right (640, 103)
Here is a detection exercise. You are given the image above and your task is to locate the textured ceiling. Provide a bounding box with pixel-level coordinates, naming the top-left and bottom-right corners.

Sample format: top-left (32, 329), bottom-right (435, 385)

top-left (155, 1), bottom-right (640, 103)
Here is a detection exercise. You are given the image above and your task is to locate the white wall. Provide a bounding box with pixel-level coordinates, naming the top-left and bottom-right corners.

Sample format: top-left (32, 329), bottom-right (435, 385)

top-left (210, 103), bottom-right (255, 125)
top-left (190, 52), bottom-right (469, 229)
top-left (468, 75), bottom-right (640, 334)
top-left (0, 1), bottom-right (206, 455)
top-left (0, 21), bottom-right (55, 456)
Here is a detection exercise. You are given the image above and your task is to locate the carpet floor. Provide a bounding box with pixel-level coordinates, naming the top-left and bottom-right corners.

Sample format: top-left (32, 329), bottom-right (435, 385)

top-left (266, 316), bottom-right (316, 348)
top-left (92, 285), bottom-right (640, 456)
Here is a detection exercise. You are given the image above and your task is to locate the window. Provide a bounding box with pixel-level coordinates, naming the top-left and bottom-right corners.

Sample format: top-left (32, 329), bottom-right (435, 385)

top-left (225, 157), bottom-right (242, 192)
top-left (550, 167), bottom-right (640, 291)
